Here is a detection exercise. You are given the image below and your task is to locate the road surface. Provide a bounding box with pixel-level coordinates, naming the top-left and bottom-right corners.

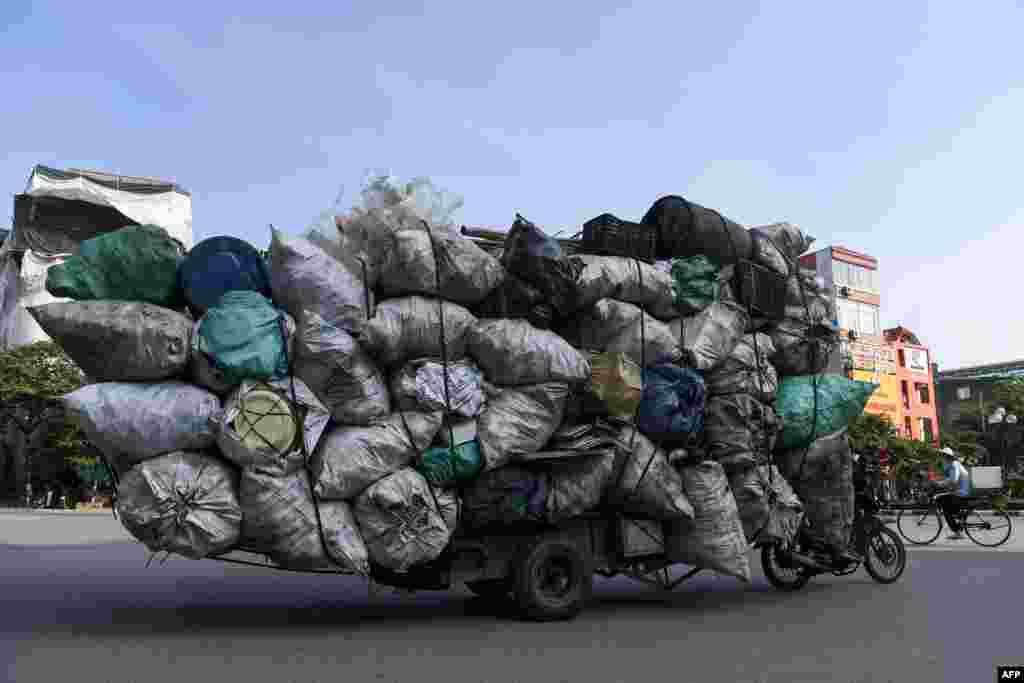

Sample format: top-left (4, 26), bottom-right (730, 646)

top-left (2, 511), bottom-right (1021, 683)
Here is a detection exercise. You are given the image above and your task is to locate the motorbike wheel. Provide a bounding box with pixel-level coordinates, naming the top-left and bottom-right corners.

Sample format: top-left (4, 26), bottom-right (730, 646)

top-left (761, 543), bottom-right (811, 592)
top-left (863, 526), bottom-right (906, 584)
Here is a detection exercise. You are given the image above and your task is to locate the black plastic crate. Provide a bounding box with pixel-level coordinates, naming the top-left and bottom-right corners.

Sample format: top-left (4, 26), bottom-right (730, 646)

top-left (581, 213), bottom-right (658, 261)
top-left (732, 259), bottom-right (788, 321)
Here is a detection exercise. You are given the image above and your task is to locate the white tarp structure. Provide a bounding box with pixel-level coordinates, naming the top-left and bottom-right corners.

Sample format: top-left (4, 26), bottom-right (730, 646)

top-left (24, 166), bottom-right (192, 249)
top-left (0, 165), bottom-right (193, 351)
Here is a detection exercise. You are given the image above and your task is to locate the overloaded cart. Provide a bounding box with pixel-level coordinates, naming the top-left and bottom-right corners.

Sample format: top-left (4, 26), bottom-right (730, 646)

top-left (31, 175), bottom-right (882, 621)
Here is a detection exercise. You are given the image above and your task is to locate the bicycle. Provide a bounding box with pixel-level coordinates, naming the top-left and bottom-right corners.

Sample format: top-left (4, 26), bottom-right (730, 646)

top-left (896, 490), bottom-right (1013, 547)
top-left (762, 485), bottom-right (907, 591)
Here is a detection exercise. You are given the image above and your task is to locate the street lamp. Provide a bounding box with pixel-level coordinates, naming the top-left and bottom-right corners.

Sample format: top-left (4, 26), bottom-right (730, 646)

top-left (988, 409), bottom-right (1018, 479)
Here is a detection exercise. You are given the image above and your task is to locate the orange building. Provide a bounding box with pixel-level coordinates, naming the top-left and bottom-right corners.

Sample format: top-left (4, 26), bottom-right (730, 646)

top-left (884, 326), bottom-right (939, 444)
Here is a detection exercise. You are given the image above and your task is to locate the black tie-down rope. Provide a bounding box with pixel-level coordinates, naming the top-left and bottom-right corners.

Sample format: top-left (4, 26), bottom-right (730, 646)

top-left (606, 257), bottom-right (668, 556)
top-left (696, 200), bottom-right (826, 546)
top-left (417, 219), bottom-right (456, 523)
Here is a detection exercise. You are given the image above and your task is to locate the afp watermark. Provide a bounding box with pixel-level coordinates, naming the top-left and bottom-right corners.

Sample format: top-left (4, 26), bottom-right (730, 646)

top-left (998, 667), bottom-right (1024, 680)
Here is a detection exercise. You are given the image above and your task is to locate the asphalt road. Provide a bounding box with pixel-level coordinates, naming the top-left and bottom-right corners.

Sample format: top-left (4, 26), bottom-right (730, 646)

top-left (2, 513), bottom-right (1022, 683)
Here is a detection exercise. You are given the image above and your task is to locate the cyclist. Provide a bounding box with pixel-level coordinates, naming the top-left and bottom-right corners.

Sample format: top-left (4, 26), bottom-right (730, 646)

top-left (935, 446), bottom-right (971, 540)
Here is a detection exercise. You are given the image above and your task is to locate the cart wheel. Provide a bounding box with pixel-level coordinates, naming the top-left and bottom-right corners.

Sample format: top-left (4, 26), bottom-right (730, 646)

top-left (465, 579), bottom-right (511, 600)
top-left (514, 539), bottom-right (591, 622)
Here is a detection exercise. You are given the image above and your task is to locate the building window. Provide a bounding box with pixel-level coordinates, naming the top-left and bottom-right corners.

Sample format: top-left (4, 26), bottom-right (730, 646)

top-left (901, 380), bottom-right (911, 410)
top-left (833, 259), bottom-right (878, 293)
top-left (916, 383), bottom-right (930, 404)
top-left (957, 386), bottom-right (971, 401)
top-left (921, 417), bottom-right (934, 443)
top-left (904, 416), bottom-right (913, 438)
top-left (837, 300), bottom-right (880, 337)
top-left (898, 349), bottom-right (906, 367)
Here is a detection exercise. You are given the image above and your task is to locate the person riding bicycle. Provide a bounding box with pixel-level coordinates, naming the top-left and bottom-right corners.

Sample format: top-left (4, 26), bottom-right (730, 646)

top-left (935, 446), bottom-right (971, 540)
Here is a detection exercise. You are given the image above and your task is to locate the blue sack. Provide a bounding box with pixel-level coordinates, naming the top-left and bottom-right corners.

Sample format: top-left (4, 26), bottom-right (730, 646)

top-left (637, 364), bottom-right (707, 442)
top-left (179, 236), bottom-right (272, 316)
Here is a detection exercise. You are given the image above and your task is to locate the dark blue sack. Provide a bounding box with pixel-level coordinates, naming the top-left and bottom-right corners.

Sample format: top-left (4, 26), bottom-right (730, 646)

top-left (179, 236), bottom-right (272, 316)
top-left (637, 364), bottom-right (707, 442)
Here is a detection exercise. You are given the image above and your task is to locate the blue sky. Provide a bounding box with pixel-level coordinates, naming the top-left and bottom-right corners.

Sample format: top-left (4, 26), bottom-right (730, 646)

top-left (2, 1), bottom-right (1022, 370)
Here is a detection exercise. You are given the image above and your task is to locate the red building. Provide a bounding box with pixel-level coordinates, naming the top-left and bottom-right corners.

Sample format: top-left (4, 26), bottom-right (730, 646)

top-left (884, 326), bottom-right (939, 444)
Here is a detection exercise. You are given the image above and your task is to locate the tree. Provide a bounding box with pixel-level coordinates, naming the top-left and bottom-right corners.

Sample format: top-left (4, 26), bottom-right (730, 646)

top-left (0, 342), bottom-right (90, 499)
top-left (848, 413), bottom-right (896, 454)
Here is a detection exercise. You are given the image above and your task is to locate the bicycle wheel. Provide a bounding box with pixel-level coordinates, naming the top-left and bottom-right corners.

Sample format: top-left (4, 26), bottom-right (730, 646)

top-left (863, 526), bottom-right (906, 584)
top-left (963, 509), bottom-right (1013, 548)
top-left (896, 507), bottom-right (943, 545)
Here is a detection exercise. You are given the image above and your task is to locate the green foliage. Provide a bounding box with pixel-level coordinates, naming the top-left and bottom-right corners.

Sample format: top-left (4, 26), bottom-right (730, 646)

top-left (942, 430), bottom-right (984, 467)
top-left (0, 341), bottom-right (85, 401)
top-left (0, 341), bottom-right (91, 467)
top-left (848, 413), bottom-right (896, 454)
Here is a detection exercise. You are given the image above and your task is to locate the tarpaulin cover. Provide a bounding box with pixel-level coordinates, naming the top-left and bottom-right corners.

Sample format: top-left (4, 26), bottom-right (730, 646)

top-left (476, 382), bottom-right (568, 471)
top-left (178, 236), bottom-right (272, 315)
top-left (573, 299), bottom-right (681, 368)
top-left (353, 468), bottom-right (452, 572)
top-left (293, 309), bottom-right (390, 425)
top-left (28, 300), bottom-right (191, 381)
top-left (776, 375), bottom-right (877, 450)
top-left (468, 319), bottom-right (590, 385)
top-left (116, 451), bottom-right (241, 559)
top-left (6, 250), bottom-right (70, 349)
top-left (663, 460), bottom-right (751, 581)
top-left (240, 468), bottom-right (369, 573)
top-left (63, 381), bottom-right (221, 474)
top-left (360, 296), bottom-right (476, 368)
top-left (45, 224), bottom-right (185, 308)
top-left (311, 411), bottom-right (443, 500)
top-left (25, 165), bottom-right (193, 249)
top-left (0, 255), bottom-right (19, 350)
top-left (570, 254), bottom-right (676, 320)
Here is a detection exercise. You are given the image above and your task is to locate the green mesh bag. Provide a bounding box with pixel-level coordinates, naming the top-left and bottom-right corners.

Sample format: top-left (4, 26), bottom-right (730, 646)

top-left (776, 375), bottom-right (878, 450)
top-left (670, 256), bottom-right (723, 314)
top-left (45, 224), bottom-right (184, 307)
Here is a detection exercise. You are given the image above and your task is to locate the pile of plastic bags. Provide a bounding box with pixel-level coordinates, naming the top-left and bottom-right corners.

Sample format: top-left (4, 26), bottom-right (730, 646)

top-left (36, 175), bottom-right (877, 584)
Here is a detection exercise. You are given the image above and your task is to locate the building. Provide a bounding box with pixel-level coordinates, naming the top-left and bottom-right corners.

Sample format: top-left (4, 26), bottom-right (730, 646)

top-left (0, 165), bottom-right (192, 351)
top-left (935, 360), bottom-right (1024, 471)
top-left (935, 359), bottom-right (1024, 433)
top-left (884, 326), bottom-right (939, 443)
top-left (0, 228), bottom-right (8, 247)
top-left (798, 246), bottom-right (901, 425)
